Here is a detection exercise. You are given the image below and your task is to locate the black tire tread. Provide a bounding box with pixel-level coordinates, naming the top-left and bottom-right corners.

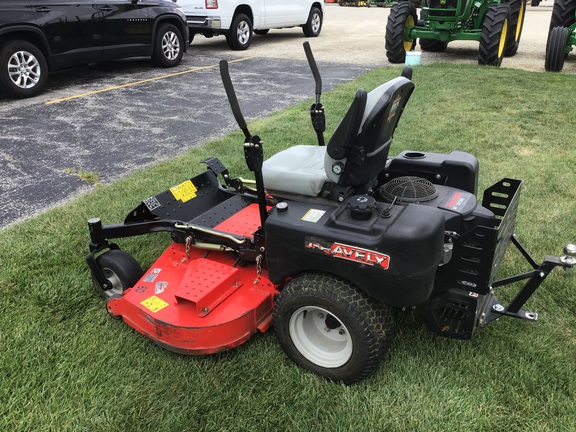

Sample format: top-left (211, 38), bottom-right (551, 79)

top-left (385, 2), bottom-right (417, 63)
top-left (504, 0), bottom-right (526, 56)
top-left (478, 4), bottom-right (510, 66)
top-left (545, 26), bottom-right (569, 71)
top-left (549, 0), bottom-right (576, 31)
top-left (273, 272), bottom-right (394, 384)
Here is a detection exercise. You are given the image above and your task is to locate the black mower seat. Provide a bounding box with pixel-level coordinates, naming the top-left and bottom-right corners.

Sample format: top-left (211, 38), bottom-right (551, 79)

top-left (262, 75), bottom-right (415, 197)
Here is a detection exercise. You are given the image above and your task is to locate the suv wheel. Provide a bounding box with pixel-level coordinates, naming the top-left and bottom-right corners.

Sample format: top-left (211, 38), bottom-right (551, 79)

top-left (152, 23), bottom-right (184, 67)
top-left (303, 7), bottom-right (323, 37)
top-left (0, 40), bottom-right (48, 98)
top-left (226, 13), bottom-right (253, 50)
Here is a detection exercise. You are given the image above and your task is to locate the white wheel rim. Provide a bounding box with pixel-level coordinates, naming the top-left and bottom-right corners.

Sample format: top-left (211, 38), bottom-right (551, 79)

top-left (237, 21), bottom-right (250, 44)
top-left (8, 50), bottom-right (41, 89)
top-left (289, 306), bottom-right (353, 368)
top-left (102, 268), bottom-right (123, 296)
top-left (311, 13), bottom-right (321, 33)
top-left (162, 31), bottom-right (180, 60)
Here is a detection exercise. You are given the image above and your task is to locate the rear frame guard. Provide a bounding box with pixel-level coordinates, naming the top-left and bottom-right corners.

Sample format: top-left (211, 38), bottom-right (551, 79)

top-left (480, 179), bottom-right (574, 325)
top-left (424, 178), bottom-right (574, 338)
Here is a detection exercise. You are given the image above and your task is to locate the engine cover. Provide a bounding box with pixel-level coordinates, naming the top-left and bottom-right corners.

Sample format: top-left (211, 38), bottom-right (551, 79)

top-left (378, 176), bottom-right (496, 233)
top-left (265, 198), bottom-right (445, 308)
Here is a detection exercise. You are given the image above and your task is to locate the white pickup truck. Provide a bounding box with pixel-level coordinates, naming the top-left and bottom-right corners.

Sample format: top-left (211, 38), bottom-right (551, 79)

top-left (177, 0), bottom-right (323, 50)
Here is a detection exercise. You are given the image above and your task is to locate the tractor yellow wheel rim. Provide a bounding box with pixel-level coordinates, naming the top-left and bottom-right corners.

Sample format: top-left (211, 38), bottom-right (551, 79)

top-left (515, 3), bottom-right (525, 40)
top-left (404, 15), bottom-right (415, 52)
top-left (498, 19), bottom-right (508, 57)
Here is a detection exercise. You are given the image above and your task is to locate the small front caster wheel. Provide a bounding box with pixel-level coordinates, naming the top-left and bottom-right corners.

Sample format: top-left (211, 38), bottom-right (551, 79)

top-left (92, 249), bottom-right (144, 299)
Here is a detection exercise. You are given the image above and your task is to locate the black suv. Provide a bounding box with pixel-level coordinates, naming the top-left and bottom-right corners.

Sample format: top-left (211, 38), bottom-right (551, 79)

top-left (0, 0), bottom-right (188, 98)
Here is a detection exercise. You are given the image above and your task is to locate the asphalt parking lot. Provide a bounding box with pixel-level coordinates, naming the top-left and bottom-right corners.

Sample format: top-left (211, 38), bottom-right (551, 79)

top-left (0, 3), bottom-right (565, 229)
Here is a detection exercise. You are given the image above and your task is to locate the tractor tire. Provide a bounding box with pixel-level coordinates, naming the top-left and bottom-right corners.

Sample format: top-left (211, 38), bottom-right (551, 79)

top-left (0, 40), bottom-right (48, 98)
top-left (420, 38), bottom-right (448, 52)
top-left (273, 272), bottom-right (394, 384)
top-left (549, 0), bottom-right (576, 31)
top-left (478, 3), bottom-right (511, 67)
top-left (545, 26), bottom-right (569, 71)
top-left (226, 13), bottom-right (253, 50)
top-left (302, 7), bottom-right (323, 37)
top-left (385, 2), bottom-right (418, 64)
top-left (92, 249), bottom-right (144, 299)
top-left (504, 0), bottom-right (527, 56)
top-left (152, 23), bottom-right (184, 67)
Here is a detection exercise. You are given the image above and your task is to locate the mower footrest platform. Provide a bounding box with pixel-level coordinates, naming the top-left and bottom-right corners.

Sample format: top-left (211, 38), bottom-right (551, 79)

top-left (175, 258), bottom-right (242, 317)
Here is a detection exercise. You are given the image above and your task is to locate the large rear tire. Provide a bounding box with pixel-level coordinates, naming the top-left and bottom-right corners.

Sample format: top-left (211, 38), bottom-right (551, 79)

top-left (273, 272), bottom-right (394, 384)
top-left (0, 40), bottom-right (48, 98)
top-left (504, 0), bottom-right (527, 56)
top-left (549, 0), bottom-right (576, 31)
top-left (92, 250), bottom-right (144, 299)
top-left (545, 26), bottom-right (569, 71)
top-left (478, 4), bottom-right (510, 67)
top-left (385, 2), bottom-right (418, 64)
top-left (226, 13), bottom-right (253, 50)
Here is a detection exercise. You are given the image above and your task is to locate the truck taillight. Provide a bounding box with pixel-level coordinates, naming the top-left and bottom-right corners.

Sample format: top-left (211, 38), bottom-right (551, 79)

top-left (205, 0), bottom-right (218, 8)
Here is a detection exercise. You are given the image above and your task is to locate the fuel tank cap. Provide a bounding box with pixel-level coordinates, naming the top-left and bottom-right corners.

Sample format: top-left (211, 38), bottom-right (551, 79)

top-left (347, 195), bottom-right (376, 220)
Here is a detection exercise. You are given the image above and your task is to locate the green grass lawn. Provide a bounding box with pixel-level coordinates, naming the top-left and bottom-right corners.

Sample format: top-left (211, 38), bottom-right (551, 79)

top-left (1, 64), bottom-right (575, 432)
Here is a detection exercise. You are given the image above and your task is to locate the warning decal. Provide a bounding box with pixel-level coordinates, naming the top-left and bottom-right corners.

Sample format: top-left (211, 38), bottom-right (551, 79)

top-left (141, 295), bottom-right (169, 313)
top-left (170, 180), bottom-right (197, 203)
top-left (301, 209), bottom-right (326, 223)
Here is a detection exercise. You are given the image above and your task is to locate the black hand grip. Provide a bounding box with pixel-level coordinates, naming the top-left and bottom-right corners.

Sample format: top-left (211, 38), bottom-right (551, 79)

top-left (219, 60), bottom-right (250, 140)
top-left (401, 66), bottom-right (413, 81)
top-left (303, 42), bottom-right (322, 99)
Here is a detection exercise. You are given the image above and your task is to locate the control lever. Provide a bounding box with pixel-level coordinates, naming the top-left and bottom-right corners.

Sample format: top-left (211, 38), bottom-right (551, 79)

top-left (303, 42), bottom-right (326, 146)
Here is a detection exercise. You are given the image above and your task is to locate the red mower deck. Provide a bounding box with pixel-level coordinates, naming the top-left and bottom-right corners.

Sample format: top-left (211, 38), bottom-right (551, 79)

top-left (106, 204), bottom-right (278, 355)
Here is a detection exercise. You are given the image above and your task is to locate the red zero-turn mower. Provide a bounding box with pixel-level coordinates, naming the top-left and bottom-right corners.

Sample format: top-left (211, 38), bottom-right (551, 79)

top-left (87, 43), bottom-right (576, 384)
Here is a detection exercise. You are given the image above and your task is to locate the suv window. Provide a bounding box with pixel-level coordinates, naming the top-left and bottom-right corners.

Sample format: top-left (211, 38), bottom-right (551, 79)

top-left (0, 0), bottom-right (188, 98)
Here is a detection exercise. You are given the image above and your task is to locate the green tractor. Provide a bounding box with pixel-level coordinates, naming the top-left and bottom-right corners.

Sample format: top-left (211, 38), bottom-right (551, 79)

top-left (545, 0), bottom-right (576, 71)
top-left (385, 0), bottom-right (527, 67)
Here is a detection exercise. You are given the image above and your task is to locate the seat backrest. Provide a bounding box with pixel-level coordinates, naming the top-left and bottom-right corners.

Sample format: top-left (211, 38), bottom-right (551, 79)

top-left (325, 76), bottom-right (415, 189)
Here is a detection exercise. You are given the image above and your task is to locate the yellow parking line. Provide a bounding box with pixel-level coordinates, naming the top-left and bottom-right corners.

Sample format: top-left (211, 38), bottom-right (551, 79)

top-left (45, 56), bottom-right (257, 105)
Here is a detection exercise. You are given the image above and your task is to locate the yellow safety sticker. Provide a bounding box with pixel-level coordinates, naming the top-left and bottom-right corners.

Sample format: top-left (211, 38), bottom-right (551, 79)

top-left (140, 295), bottom-right (169, 313)
top-left (170, 180), bottom-right (197, 202)
top-left (301, 209), bottom-right (326, 223)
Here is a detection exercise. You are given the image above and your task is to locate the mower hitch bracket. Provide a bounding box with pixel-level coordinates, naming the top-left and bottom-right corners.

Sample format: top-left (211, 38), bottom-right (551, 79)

top-left (489, 236), bottom-right (575, 319)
